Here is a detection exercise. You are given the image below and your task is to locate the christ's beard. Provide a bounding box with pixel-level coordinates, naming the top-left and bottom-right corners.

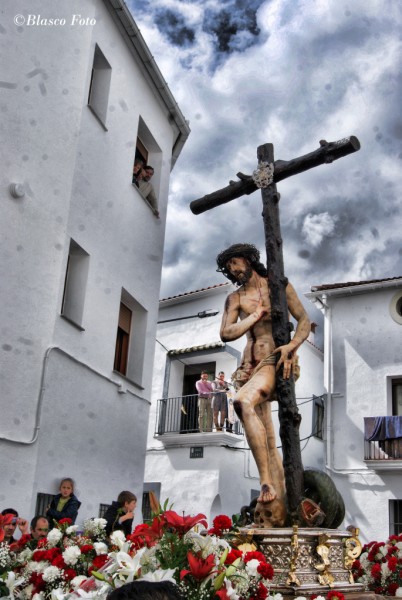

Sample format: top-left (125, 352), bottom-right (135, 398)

top-left (235, 266), bottom-right (253, 284)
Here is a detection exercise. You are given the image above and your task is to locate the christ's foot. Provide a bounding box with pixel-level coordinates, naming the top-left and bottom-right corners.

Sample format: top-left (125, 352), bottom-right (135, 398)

top-left (258, 483), bottom-right (277, 503)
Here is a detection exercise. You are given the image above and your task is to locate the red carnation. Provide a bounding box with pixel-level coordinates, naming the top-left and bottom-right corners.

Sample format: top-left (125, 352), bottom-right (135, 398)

top-left (327, 591), bottom-right (345, 600)
top-left (80, 544), bottom-right (94, 554)
top-left (52, 555), bottom-right (67, 569)
top-left (30, 572), bottom-right (46, 592)
top-left (59, 518), bottom-right (73, 525)
top-left (250, 581), bottom-right (268, 600)
top-left (225, 549), bottom-right (243, 565)
top-left (388, 556), bottom-right (398, 571)
top-left (244, 550), bottom-right (266, 564)
top-left (37, 537), bottom-right (47, 548)
top-left (257, 562), bottom-right (274, 580)
top-left (32, 550), bottom-right (47, 562)
top-left (88, 554), bottom-right (109, 574)
top-left (64, 568), bottom-right (77, 581)
top-left (212, 515), bottom-right (232, 531)
top-left (371, 563), bottom-right (382, 580)
top-left (387, 582), bottom-right (399, 595)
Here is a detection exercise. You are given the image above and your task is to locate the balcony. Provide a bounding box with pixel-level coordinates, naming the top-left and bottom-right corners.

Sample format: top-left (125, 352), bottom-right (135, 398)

top-left (364, 416), bottom-right (402, 469)
top-left (154, 394), bottom-right (244, 447)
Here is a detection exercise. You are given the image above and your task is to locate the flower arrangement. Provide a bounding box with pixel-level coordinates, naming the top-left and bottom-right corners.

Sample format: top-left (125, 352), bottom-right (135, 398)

top-left (0, 517), bottom-right (110, 599)
top-left (352, 533), bottom-right (402, 596)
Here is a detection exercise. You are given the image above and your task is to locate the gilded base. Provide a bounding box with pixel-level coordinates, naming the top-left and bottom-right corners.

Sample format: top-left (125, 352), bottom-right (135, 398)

top-left (239, 526), bottom-right (365, 596)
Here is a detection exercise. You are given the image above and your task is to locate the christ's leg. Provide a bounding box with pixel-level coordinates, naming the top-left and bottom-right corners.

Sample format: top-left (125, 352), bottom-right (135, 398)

top-left (233, 365), bottom-right (278, 502)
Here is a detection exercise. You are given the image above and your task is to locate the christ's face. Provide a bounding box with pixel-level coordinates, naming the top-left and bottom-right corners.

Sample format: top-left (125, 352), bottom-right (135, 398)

top-left (226, 257), bottom-right (253, 284)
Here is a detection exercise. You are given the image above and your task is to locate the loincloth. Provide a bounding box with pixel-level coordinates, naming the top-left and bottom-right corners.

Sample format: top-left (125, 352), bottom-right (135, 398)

top-left (231, 353), bottom-right (276, 391)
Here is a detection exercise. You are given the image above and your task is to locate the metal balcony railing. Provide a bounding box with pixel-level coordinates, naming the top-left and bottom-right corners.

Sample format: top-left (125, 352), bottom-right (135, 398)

top-left (155, 394), bottom-right (244, 436)
top-left (364, 416), bottom-right (402, 461)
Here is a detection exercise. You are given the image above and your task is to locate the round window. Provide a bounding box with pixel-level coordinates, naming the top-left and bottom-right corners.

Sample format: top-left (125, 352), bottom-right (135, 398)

top-left (390, 290), bottom-right (402, 325)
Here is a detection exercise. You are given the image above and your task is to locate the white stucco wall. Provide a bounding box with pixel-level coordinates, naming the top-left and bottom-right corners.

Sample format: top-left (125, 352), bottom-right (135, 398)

top-left (309, 283), bottom-right (402, 542)
top-left (0, 0), bottom-right (186, 527)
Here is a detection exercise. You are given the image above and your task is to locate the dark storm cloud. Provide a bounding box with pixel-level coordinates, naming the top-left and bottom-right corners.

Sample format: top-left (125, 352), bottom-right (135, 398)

top-left (202, 1), bottom-right (262, 55)
top-left (154, 8), bottom-right (195, 47)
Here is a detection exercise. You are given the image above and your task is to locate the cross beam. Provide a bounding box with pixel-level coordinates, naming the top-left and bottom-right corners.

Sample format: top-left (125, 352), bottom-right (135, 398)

top-left (190, 135), bottom-right (360, 524)
top-left (190, 136), bottom-right (360, 215)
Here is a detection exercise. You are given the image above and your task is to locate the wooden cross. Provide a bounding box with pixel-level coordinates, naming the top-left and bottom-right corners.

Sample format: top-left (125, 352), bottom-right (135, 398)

top-left (190, 137), bottom-right (360, 523)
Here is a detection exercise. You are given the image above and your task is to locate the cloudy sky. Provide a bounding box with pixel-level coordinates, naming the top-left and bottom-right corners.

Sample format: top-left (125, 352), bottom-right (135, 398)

top-left (127, 0), bottom-right (402, 330)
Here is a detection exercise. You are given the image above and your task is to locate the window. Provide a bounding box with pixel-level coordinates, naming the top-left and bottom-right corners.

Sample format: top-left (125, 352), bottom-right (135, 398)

top-left (114, 303), bottom-right (132, 376)
top-left (35, 493), bottom-right (54, 517)
top-left (392, 379), bottom-right (402, 416)
top-left (99, 503), bottom-right (110, 519)
top-left (88, 44), bottom-right (112, 128)
top-left (390, 290), bottom-right (402, 325)
top-left (61, 239), bottom-right (90, 328)
top-left (312, 395), bottom-right (325, 439)
top-left (389, 500), bottom-right (402, 535)
top-left (113, 289), bottom-right (148, 385)
top-left (132, 118), bottom-right (162, 215)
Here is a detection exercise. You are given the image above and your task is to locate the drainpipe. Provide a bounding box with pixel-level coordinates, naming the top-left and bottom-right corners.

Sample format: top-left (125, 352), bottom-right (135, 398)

top-left (321, 294), bottom-right (333, 471)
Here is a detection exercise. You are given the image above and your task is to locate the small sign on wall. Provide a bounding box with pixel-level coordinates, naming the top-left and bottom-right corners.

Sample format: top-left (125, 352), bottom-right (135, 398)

top-left (190, 447), bottom-right (204, 459)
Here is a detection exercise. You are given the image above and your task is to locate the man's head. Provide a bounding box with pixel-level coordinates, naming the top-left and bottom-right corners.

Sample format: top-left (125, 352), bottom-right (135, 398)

top-left (218, 371), bottom-right (225, 380)
top-left (107, 580), bottom-right (183, 600)
top-left (216, 243), bottom-right (267, 285)
top-left (1, 508), bottom-right (18, 541)
top-left (117, 491), bottom-right (137, 513)
top-left (200, 371), bottom-right (209, 381)
top-left (143, 166), bottom-right (154, 182)
top-left (30, 516), bottom-right (49, 540)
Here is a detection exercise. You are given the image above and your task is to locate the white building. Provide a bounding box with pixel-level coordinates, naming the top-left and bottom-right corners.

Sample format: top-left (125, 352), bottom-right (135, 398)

top-left (0, 0), bottom-right (189, 526)
top-left (306, 277), bottom-right (402, 542)
top-left (144, 283), bottom-right (325, 523)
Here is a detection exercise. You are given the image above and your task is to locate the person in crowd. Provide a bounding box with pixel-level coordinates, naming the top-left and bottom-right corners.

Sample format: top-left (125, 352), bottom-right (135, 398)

top-left (46, 477), bottom-right (81, 525)
top-left (138, 165), bottom-right (159, 217)
top-left (0, 508), bottom-right (29, 544)
top-left (107, 580), bottom-right (183, 600)
top-left (212, 371), bottom-right (230, 431)
top-left (195, 371), bottom-right (214, 433)
top-left (30, 515), bottom-right (50, 541)
top-left (104, 491), bottom-right (137, 537)
top-left (132, 158), bottom-right (144, 186)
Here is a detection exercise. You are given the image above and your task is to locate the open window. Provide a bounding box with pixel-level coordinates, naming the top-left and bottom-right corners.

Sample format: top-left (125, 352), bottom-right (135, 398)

top-left (113, 289), bottom-right (148, 386)
top-left (88, 44), bottom-right (112, 129)
top-left (131, 118), bottom-right (162, 216)
top-left (61, 239), bottom-right (90, 329)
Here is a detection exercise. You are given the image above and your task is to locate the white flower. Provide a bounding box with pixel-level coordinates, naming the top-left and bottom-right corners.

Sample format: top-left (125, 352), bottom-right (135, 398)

top-left (66, 525), bottom-right (79, 535)
top-left (4, 571), bottom-right (25, 599)
top-left (50, 588), bottom-right (66, 600)
top-left (47, 528), bottom-right (63, 546)
top-left (33, 594), bottom-right (45, 600)
top-left (27, 561), bottom-right (48, 574)
top-left (139, 568), bottom-right (177, 583)
top-left (224, 579), bottom-right (240, 600)
top-left (270, 595), bottom-right (284, 600)
top-left (294, 597), bottom-right (308, 600)
top-left (94, 542), bottom-right (108, 555)
top-left (71, 575), bottom-right (89, 589)
top-left (395, 587), bottom-right (402, 597)
top-left (313, 596), bottom-right (326, 600)
top-left (112, 548), bottom-right (147, 583)
top-left (245, 558), bottom-right (260, 577)
top-left (43, 566), bottom-right (62, 583)
top-left (381, 561), bottom-right (390, 578)
top-left (93, 518), bottom-right (107, 529)
top-left (109, 530), bottom-right (126, 548)
top-left (63, 545), bottom-right (82, 566)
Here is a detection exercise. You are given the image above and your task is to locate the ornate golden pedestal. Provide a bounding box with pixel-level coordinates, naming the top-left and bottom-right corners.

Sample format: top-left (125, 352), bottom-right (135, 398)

top-left (240, 526), bottom-right (365, 596)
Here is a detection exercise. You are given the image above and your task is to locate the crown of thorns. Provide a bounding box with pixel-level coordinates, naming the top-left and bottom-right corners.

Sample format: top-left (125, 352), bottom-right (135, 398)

top-left (216, 243), bottom-right (261, 278)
